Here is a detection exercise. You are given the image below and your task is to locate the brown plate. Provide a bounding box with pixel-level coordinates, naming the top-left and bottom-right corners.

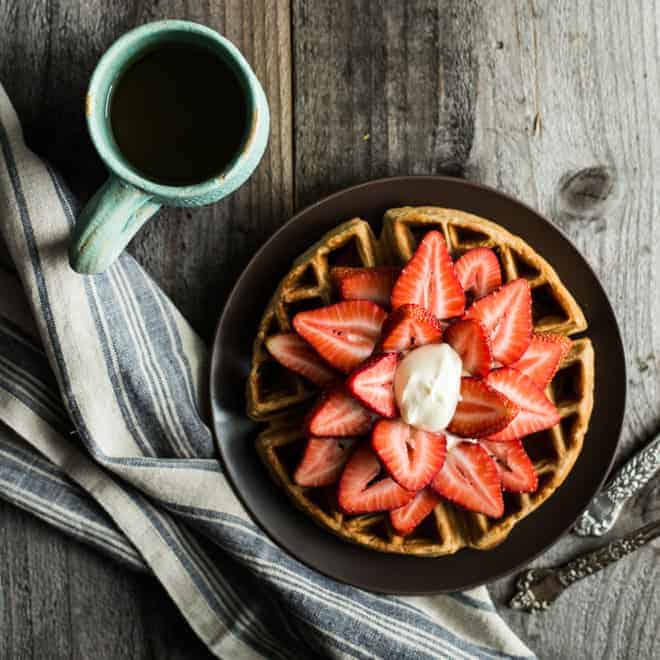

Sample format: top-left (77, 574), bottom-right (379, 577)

top-left (209, 176), bottom-right (625, 594)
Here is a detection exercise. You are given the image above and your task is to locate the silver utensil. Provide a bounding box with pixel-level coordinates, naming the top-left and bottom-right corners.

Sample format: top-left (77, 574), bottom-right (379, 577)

top-left (573, 433), bottom-right (660, 536)
top-left (510, 518), bottom-right (660, 612)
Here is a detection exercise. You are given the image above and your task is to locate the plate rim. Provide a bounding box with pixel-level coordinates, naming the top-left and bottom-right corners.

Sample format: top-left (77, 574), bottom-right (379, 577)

top-left (209, 175), bottom-right (626, 594)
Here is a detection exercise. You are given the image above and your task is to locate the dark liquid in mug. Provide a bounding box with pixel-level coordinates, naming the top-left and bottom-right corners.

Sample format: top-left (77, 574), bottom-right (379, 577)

top-left (109, 43), bottom-right (247, 185)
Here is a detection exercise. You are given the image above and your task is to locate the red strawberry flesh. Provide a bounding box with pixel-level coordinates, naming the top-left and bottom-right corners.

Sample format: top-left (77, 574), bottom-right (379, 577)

top-left (481, 439), bottom-right (538, 492)
top-left (431, 441), bottom-right (504, 518)
top-left (347, 352), bottom-right (399, 417)
top-left (447, 377), bottom-right (519, 438)
top-left (306, 388), bottom-right (374, 437)
top-left (510, 333), bottom-right (572, 389)
top-left (390, 488), bottom-right (440, 536)
top-left (454, 247), bottom-right (502, 299)
top-left (391, 231), bottom-right (465, 320)
top-left (338, 444), bottom-right (415, 514)
top-left (444, 319), bottom-right (492, 377)
top-left (464, 278), bottom-right (532, 365)
top-left (379, 303), bottom-right (443, 352)
top-left (293, 300), bottom-right (387, 373)
top-left (371, 419), bottom-right (447, 491)
top-left (294, 437), bottom-right (357, 487)
top-left (265, 333), bottom-right (337, 386)
top-left (485, 368), bottom-right (560, 442)
top-left (331, 266), bottom-right (400, 307)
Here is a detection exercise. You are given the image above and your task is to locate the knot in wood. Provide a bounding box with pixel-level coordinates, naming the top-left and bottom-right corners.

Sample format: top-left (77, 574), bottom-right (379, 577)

top-left (556, 166), bottom-right (622, 220)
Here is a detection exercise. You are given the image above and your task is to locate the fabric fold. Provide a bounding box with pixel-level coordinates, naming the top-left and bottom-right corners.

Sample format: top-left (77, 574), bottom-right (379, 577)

top-left (0, 82), bottom-right (533, 660)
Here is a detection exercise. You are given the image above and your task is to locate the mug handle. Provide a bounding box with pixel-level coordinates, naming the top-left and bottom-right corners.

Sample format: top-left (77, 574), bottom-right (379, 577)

top-left (68, 176), bottom-right (161, 274)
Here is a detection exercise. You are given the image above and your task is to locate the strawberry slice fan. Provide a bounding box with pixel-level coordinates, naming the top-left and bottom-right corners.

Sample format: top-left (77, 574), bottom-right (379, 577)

top-left (265, 229), bottom-right (569, 538)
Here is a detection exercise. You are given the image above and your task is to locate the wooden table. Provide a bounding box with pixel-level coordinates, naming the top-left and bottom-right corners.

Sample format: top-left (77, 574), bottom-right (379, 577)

top-left (1, 1), bottom-right (658, 658)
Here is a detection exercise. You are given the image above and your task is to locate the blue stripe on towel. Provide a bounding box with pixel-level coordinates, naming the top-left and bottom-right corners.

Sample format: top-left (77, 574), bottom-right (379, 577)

top-left (47, 165), bottom-right (214, 460)
top-left (0, 433), bottom-right (144, 570)
top-left (0, 124), bottom-right (97, 457)
top-left (0, 318), bottom-right (71, 431)
top-left (124, 488), bottom-right (303, 660)
top-left (158, 504), bottom-right (525, 660)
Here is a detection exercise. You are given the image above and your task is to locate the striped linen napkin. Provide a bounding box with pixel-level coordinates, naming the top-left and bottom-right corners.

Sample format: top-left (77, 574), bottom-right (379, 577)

top-left (0, 83), bottom-right (534, 660)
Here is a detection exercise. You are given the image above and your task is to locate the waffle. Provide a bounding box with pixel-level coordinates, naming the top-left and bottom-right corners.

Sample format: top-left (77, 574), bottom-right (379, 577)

top-left (248, 207), bottom-right (594, 556)
top-left (247, 218), bottom-right (382, 419)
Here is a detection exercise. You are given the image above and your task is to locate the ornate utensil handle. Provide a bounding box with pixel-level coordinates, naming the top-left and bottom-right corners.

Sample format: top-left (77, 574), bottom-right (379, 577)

top-left (574, 433), bottom-right (660, 536)
top-left (511, 519), bottom-right (660, 612)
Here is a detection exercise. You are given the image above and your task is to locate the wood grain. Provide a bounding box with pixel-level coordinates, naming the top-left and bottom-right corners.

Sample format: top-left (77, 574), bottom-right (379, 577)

top-left (0, 0), bottom-right (291, 658)
top-left (467, 2), bottom-right (660, 658)
top-left (0, 0), bottom-right (659, 658)
top-left (293, 0), bottom-right (479, 207)
top-left (293, 1), bottom-right (659, 658)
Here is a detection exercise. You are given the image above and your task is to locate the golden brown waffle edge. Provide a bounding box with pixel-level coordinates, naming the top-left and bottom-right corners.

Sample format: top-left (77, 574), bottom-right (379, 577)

top-left (247, 218), bottom-right (382, 420)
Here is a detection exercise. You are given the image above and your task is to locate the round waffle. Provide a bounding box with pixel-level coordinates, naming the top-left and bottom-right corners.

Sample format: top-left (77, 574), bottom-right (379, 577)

top-left (247, 207), bottom-right (594, 556)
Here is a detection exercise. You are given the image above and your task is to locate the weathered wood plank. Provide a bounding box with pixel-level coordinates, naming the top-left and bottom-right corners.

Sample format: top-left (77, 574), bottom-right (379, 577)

top-left (0, 0), bottom-right (292, 657)
top-left (293, 1), bottom-right (659, 658)
top-left (293, 0), bottom-right (478, 208)
top-left (468, 2), bottom-right (660, 659)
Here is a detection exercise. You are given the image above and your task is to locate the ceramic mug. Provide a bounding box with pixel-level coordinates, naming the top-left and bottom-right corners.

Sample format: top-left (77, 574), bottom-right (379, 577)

top-left (69, 20), bottom-right (269, 274)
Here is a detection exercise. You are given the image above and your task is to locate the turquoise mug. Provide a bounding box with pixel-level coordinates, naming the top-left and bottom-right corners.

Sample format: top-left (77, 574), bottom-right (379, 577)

top-left (69, 20), bottom-right (269, 274)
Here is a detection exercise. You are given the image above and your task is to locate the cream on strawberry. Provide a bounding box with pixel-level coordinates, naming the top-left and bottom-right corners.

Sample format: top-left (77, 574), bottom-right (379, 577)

top-left (393, 343), bottom-right (462, 433)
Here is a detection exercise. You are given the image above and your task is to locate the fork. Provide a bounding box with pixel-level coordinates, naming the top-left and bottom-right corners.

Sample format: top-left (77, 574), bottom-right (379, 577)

top-left (510, 518), bottom-right (660, 612)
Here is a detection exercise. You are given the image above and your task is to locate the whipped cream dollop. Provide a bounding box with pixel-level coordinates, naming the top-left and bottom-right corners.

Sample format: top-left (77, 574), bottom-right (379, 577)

top-left (393, 344), bottom-right (462, 433)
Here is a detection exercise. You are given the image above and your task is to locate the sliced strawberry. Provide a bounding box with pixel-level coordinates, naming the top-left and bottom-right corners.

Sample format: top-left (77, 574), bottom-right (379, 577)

top-left (447, 377), bottom-right (519, 438)
top-left (331, 266), bottom-right (400, 307)
top-left (338, 444), bottom-right (415, 514)
top-left (485, 368), bottom-right (560, 441)
top-left (510, 333), bottom-right (572, 389)
top-left (371, 419), bottom-right (447, 491)
top-left (454, 247), bottom-right (502, 299)
top-left (390, 231), bottom-right (465, 320)
top-left (347, 353), bottom-right (399, 418)
top-left (464, 278), bottom-right (532, 365)
top-left (265, 333), bottom-right (337, 386)
top-left (379, 304), bottom-right (443, 352)
top-left (293, 300), bottom-right (387, 373)
top-left (305, 388), bottom-right (374, 437)
top-left (444, 319), bottom-right (492, 377)
top-left (481, 439), bottom-right (538, 492)
top-left (294, 437), bottom-right (357, 487)
top-left (431, 441), bottom-right (504, 517)
top-left (390, 488), bottom-right (440, 536)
